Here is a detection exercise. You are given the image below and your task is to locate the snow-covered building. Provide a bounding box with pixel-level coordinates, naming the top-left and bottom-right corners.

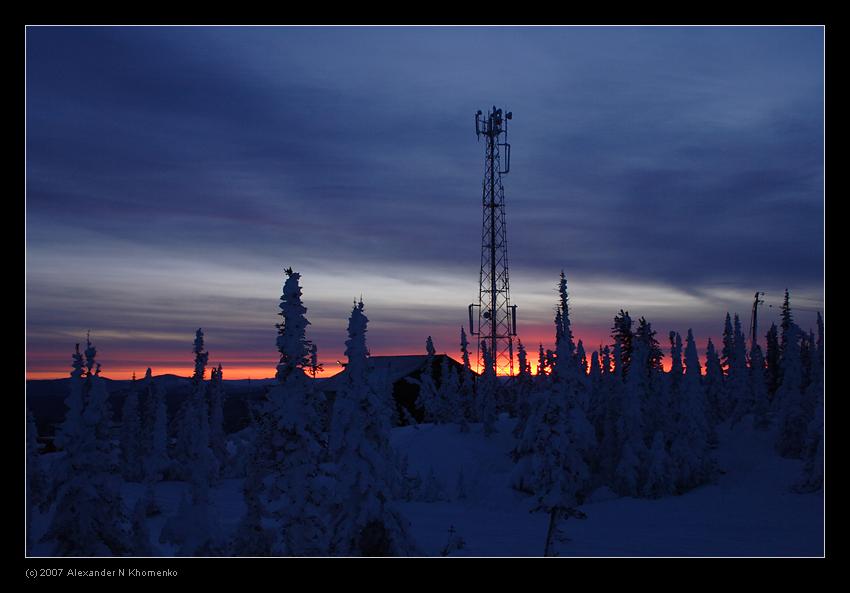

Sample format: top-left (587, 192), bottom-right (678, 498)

top-left (320, 354), bottom-right (470, 425)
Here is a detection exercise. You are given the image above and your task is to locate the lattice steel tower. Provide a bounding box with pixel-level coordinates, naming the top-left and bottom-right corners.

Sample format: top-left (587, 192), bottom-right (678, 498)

top-left (468, 106), bottom-right (518, 375)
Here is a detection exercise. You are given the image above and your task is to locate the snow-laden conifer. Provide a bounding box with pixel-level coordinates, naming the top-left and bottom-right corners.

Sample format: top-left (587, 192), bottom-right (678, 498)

top-left (43, 337), bottom-right (131, 556)
top-left (669, 329), bottom-right (715, 492)
top-left (329, 299), bottom-right (418, 556)
top-left (120, 375), bottom-right (144, 482)
top-left (477, 341), bottom-right (498, 436)
top-left (209, 363), bottom-right (227, 470)
top-left (259, 269), bottom-right (329, 555)
top-left (775, 324), bottom-right (808, 458)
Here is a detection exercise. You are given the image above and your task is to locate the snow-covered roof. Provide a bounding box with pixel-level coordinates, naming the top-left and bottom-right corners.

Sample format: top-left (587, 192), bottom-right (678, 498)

top-left (321, 354), bottom-right (462, 392)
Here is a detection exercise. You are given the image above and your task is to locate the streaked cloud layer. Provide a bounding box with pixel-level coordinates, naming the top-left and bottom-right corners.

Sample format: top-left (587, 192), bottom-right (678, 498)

top-left (26, 26), bottom-right (824, 378)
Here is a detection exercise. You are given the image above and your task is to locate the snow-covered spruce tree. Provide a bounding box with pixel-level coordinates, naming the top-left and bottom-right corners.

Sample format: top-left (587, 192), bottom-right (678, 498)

top-left (512, 339), bottom-right (535, 439)
top-left (437, 356), bottom-right (461, 426)
top-left (613, 337), bottom-right (648, 497)
top-left (702, 338), bottom-right (723, 448)
top-left (750, 345), bottom-right (771, 430)
top-left (765, 323), bottom-right (781, 399)
top-left (43, 338), bottom-right (132, 556)
top-left (415, 336), bottom-right (441, 423)
top-left (187, 329), bottom-right (219, 497)
top-left (574, 339), bottom-right (590, 411)
top-left (27, 410), bottom-right (49, 552)
top-left (477, 341), bottom-right (498, 436)
top-left (53, 343), bottom-right (85, 455)
top-left (792, 385), bottom-right (823, 493)
top-left (140, 368), bottom-right (169, 514)
top-left (329, 299), bottom-right (418, 556)
top-left (537, 343), bottom-right (547, 378)
top-left (779, 288), bottom-right (794, 363)
top-left (209, 363), bottom-right (227, 471)
top-left (120, 374), bottom-right (145, 482)
top-left (309, 343), bottom-right (323, 379)
top-left (634, 319), bottom-right (665, 445)
top-left (512, 272), bottom-right (594, 505)
top-left (800, 331), bottom-right (813, 395)
top-left (642, 431), bottom-right (674, 499)
top-left (229, 416), bottom-right (275, 556)
top-left (457, 327), bottom-right (474, 431)
top-left (172, 332), bottom-right (218, 484)
top-left (719, 313), bottom-right (735, 420)
top-left (597, 344), bottom-right (622, 484)
top-left (587, 350), bottom-right (604, 439)
top-left (635, 317), bottom-right (664, 376)
top-left (775, 324), bottom-right (808, 458)
top-left (611, 309), bottom-right (634, 379)
top-left (259, 268), bottom-right (328, 555)
top-left (801, 331), bottom-right (820, 424)
top-left (727, 314), bottom-right (752, 425)
top-left (669, 329), bottom-right (715, 493)
top-left (662, 331), bottom-right (684, 438)
top-left (160, 329), bottom-right (223, 556)
top-left (792, 320), bottom-right (823, 490)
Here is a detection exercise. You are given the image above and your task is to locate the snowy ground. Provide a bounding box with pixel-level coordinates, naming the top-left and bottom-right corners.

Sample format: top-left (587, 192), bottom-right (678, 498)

top-left (394, 415), bottom-right (824, 556)
top-left (29, 415), bottom-right (823, 557)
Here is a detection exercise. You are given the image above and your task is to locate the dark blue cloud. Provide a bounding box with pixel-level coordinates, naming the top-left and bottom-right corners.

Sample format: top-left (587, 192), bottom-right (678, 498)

top-left (25, 26), bottom-right (824, 376)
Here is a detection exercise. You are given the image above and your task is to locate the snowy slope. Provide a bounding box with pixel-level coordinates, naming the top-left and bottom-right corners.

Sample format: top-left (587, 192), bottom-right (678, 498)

top-left (29, 415), bottom-right (822, 557)
top-left (391, 416), bottom-right (823, 557)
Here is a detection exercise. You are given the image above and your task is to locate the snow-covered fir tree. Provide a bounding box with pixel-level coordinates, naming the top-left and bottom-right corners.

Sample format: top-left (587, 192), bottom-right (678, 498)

top-left (329, 299), bottom-right (418, 556)
top-left (634, 319), bottom-right (665, 444)
top-left (779, 288), bottom-right (794, 363)
top-left (597, 344), bottom-right (623, 484)
top-left (719, 313), bottom-right (735, 420)
top-left (416, 336), bottom-right (442, 423)
top-left (703, 338), bottom-right (723, 448)
top-left (642, 431), bottom-right (674, 499)
top-left (229, 419), bottom-right (276, 556)
top-left (611, 309), bottom-right (634, 379)
top-left (669, 329), bottom-right (715, 493)
top-left (792, 386), bottom-right (823, 493)
top-left (750, 345), bottom-right (771, 430)
top-left (512, 339), bottom-right (535, 439)
top-left (140, 368), bottom-right (169, 514)
top-left (477, 341), bottom-right (498, 436)
top-left (437, 356), bottom-right (462, 426)
top-left (775, 324), bottom-right (808, 459)
top-left (257, 268), bottom-right (329, 555)
top-left (209, 363), bottom-right (227, 471)
top-left (27, 410), bottom-right (49, 552)
top-left (792, 317), bottom-right (823, 490)
top-left (614, 337), bottom-right (648, 496)
top-left (53, 343), bottom-right (85, 455)
top-left (43, 337), bottom-right (132, 556)
top-left (160, 329), bottom-right (222, 555)
top-left (727, 314), bottom-right (752, 425)
top-left (120, 374), bottom-right (145, 482)
top-left (765, 323), bottom-right (781, 399)
top-left (457, 327), bottom-right (474, 432)
top-left (537, 343), bottom-right (547, 378)
top-left (512, 272), bottom-right (594, 506)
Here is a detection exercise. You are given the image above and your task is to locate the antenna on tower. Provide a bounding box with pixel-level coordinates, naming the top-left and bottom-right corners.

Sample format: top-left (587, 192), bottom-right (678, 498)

top-left (468, 106), bottom-right (518, 376)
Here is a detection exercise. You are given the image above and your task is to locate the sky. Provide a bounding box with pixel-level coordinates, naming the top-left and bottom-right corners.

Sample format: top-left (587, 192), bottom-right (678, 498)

top-left (25, 26), bottom-right (824, 379)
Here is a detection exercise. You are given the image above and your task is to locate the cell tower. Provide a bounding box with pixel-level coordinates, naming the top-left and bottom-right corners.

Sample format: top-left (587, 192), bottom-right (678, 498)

top-left (468, 106), bottom-right (518, 376)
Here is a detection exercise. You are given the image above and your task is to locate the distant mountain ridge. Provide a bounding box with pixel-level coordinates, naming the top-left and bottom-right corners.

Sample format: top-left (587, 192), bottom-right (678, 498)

top-left (26, 373), bottom-right (279, 397)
